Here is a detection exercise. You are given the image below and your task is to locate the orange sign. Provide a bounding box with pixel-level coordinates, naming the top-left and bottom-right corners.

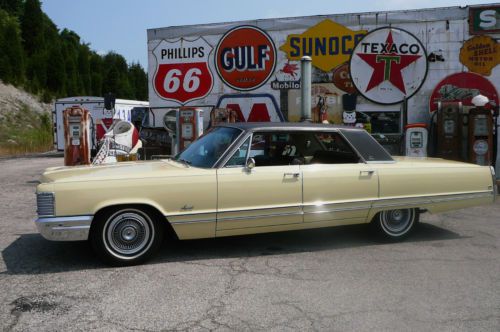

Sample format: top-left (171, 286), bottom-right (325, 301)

top-left (332, 62), bottom-right (356, 94)
top-left (215, 26), bottom-right (276, 91)
top-left (459, 35), bottom-right (499, 76)
top-left (280, 19), bottom-right (366, 72)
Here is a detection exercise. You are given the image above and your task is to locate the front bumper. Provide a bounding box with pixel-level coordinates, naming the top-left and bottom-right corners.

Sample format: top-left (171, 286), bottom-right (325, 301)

top-left (35, 215), bottom-right (93, 241)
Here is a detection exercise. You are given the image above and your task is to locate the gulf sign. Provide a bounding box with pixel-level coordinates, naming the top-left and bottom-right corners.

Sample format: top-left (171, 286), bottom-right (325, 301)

top-left (215, 26), bottom-right (276, 91)
top-left (152, 37), bottom-right (214, 105)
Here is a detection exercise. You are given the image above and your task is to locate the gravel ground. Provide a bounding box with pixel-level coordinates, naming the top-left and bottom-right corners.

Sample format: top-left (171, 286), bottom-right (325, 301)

top-left (0, 157), bottom-right (499, 331)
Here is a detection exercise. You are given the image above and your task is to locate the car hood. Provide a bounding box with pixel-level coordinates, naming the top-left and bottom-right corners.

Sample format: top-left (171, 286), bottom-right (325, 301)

top-left (41, 159), bottom-right (213, 183)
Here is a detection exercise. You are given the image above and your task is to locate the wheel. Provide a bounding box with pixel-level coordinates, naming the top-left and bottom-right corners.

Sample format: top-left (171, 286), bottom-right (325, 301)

top-left (374, 208), bottom-right (419, 240)
top-left (90, 206), bottom-right (164, 266)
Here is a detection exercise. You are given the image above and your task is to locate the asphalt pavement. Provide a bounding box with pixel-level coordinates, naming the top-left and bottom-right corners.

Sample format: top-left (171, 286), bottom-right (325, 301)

top-left (0, 156), bottom-right (499, 331)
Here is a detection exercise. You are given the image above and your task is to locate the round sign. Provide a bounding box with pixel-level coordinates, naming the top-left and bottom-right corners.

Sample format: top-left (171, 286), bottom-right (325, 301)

top-left (332, 62), bottom-right (356, 94)
top-left (473, 140), bottom-right (489, 156)
top-left (215, 25), bottom-right (276, 91)
top-left (429, 72), bottom-right (499, 113)
top-left (349, 27), bottom-right (428, 105)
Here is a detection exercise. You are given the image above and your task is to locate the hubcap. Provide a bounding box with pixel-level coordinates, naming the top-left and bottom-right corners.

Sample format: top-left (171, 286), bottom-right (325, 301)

top-left (104, 210), bottom-right (153, 258)
top-left (380, 209), bottom-right (414, 236)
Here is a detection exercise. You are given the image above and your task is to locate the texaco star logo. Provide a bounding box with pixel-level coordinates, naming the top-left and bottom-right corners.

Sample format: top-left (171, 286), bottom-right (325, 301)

top-left (350, 27), bottom-right (428, 105)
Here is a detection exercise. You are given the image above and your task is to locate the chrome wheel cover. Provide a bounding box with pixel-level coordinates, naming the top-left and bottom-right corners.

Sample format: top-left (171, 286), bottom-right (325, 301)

top-left (380, 209), bottom-right (415, 236)
top-left (103, 209), bottom-right (154, 260)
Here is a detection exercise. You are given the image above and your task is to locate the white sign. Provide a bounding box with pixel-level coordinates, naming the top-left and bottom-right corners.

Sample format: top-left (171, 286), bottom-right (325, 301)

top-left (152, 37), bottom-right (214, 105)
top-left (350, 27), bottom-right (428, 105)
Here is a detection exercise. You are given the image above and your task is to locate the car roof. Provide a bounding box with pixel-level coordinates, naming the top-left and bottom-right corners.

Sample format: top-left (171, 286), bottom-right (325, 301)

top-left (216, 122), bottom-right (363, 132)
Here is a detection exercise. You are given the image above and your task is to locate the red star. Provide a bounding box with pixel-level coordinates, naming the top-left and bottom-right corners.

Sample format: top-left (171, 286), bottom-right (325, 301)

top-left (356, 31), bottom-right (421, 94)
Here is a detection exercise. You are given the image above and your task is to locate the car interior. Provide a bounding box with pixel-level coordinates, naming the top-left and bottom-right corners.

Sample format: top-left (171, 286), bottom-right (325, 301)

top-left (249, 131), bottom-right (361, 166)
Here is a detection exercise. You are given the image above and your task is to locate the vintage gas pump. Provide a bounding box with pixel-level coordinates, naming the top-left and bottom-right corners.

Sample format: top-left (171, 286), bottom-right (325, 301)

top-left (177, 107), bottom-right (204, 152)
top-left (163, 107), bottom-right (204, 155)
top-left (468, 95), bottom-right (493, 166)
top-left (436, 101), bottom-right (462, 160)
top-left (63, 106), bottom-right (91, 166)
top-left (405, 123), bottom-right (428, 157)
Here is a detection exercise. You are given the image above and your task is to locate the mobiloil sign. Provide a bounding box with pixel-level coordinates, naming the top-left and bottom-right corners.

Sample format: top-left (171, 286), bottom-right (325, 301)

top-left (280, 19), bottom-right (367, 72)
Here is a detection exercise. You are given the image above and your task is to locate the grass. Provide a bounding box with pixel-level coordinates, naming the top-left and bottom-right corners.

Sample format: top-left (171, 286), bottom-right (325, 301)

top-left (0, 105), bottom-right (53, 156)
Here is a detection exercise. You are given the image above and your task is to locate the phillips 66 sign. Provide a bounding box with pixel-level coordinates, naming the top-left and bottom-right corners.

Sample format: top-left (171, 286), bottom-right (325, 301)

top-left (152, 37), bottom-right (214, 105)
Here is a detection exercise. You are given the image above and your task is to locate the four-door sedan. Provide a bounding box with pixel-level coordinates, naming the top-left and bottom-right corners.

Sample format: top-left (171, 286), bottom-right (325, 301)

top-left (35, 123), bottom-right (497, 265)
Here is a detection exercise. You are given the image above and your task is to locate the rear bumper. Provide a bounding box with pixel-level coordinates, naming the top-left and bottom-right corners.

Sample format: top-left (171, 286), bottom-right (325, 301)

top-left (35, 215), bottom-right (93, 241)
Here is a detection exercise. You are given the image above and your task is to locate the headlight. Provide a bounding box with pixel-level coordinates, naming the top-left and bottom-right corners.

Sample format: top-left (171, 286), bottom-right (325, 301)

top-left (37, 192), bottom-right (55, 217)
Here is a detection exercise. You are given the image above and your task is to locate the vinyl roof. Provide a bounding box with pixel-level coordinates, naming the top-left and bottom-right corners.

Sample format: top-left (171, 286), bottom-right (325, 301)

top-left (218, 122), bottom-right (363, 132)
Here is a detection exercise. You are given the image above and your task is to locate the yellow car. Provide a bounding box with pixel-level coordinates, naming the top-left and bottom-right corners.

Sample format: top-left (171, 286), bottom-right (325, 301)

top-left (35, 123), bottom-right (497, 265)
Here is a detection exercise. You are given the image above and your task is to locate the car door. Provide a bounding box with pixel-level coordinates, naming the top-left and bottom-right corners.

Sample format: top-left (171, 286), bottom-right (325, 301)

top-left (300, 131), bottom-right (379, 225)
top-left (216, 132), bottom-right (303, 234)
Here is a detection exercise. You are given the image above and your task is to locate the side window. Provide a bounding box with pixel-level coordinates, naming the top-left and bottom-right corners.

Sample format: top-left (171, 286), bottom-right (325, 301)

top-left (309, 132), bottom-right (360, 164)
top-left (250, 132), bottom-right (301, 167)
top-left (225, 137), bottom-right (250, 167)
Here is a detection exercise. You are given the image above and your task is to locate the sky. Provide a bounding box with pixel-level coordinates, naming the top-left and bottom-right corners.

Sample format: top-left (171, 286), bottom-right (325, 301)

top-left (42, 0), bottom-right (491, 70)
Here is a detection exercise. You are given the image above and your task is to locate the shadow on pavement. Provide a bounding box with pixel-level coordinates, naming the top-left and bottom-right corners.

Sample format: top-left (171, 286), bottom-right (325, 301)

top-left (2, 222), bottom-right (464, 275)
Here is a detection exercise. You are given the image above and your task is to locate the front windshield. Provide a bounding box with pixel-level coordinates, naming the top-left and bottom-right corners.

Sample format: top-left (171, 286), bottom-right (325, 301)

top-left (174, 127), bottom-right (242, 168)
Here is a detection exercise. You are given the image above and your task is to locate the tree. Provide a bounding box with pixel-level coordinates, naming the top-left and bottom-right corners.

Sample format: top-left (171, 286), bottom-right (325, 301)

top-left (78, 45), bottom-right (91, 95)
top-left (0, 0), bottom-right (22, 16)
top-left (46, 43), bottom-right (65, 95)
top-left (20, 0), bottom-right (44, 56)
top-left (128, 62), bottom-right (148, 100)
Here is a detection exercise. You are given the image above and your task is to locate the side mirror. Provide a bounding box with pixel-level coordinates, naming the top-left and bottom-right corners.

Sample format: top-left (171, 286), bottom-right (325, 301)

top-left (245, 157), bottom-right (256, 170)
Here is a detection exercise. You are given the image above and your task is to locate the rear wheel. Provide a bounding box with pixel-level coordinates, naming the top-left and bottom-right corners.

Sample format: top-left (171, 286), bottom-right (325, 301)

top-left (90, 206), bottom-right (164, 266)
top-left (374, 208), bottom-right (418, 240)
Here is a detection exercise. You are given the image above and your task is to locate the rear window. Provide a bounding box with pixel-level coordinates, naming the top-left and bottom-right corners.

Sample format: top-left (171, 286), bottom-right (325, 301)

top-left (341, 129), bottom-right (394, 162)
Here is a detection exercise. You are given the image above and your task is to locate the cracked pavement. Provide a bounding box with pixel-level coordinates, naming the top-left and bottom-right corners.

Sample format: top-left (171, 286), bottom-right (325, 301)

top-left (0, 156), bottom-right (499, 331)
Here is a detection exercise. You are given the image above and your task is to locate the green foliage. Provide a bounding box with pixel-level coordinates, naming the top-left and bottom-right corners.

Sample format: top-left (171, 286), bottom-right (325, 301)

top-left (0, 104), bottom-right (53, 155)
top-left (0, 9), bottom-right (24, 84)
top-left (0, 1), bottom-right (148, 101)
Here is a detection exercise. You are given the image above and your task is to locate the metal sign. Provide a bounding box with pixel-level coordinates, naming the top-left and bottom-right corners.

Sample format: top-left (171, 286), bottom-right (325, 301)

top-left (271, 60), bottom-right (301, 90)
top-left (215, 26), bottom-right (276, 91)
top-left (350, 27), bottom-right (428, 105)
top-left (459, 35), bottom-right (499, 76)
top-left (469, 5), bottom-right (500, 35)
top-left (332, 62), bottom-right (356, 94)
top-left (215, 94), bottom-right (284, 122)
top-left (429, 72), bottom-right (499, 113)
top-left (280, 19), bottom-right (366, 72)
top-left (152, 37), bottom-right (214, 105)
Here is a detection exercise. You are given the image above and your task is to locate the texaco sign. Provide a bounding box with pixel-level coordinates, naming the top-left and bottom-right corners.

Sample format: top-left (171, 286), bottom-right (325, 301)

top-left (350, 27), bottom-right (428, 105)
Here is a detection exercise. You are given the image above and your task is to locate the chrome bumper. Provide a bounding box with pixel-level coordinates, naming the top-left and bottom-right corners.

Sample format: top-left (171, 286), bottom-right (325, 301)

top-left (35, 215), bottom-right (93, 241)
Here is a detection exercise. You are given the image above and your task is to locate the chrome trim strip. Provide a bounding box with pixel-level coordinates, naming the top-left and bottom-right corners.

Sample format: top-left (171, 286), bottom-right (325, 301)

top-left (372, 191), bottom-right (493, 208)
top-left (302, 198), bottom-right (374, 207)
top-left (217, 205), bottom-right (302, 214)
top-left (304, 205), bottom-right (372, 215)
top-left (217, 211), bottom-right (303, 222)
top-left (490, 166), bottom-right (497, 202)
top-left (170, 218), bottom-right (216, 225)
top-left (167, 191), bottom-right (494, 226)
top-left (35, 215), bottom-right (93, 241)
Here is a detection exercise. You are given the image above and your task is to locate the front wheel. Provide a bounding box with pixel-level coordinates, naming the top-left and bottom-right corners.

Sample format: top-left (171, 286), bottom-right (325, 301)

top-left (90, 206), bottom-right (164, 266)
top-left (374, 208), bottom-right (419, 240)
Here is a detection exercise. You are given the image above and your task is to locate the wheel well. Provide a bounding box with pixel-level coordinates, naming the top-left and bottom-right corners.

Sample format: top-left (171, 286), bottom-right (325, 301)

top-left (92, 204), bottom-right (179, 240)
top-left (369, 207), bottom-right (420, 223)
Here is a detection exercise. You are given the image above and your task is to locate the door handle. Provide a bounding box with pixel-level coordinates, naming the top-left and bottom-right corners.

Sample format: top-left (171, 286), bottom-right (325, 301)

top-left (284, 172), bottom-right (300, 178)
top-left (360, 170), bottom-right (375, 175)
